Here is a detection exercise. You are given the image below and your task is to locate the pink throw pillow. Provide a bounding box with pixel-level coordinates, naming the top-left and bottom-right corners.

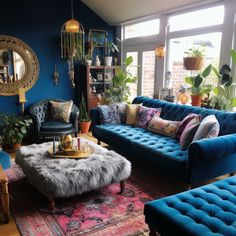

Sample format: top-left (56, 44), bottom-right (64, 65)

top-left (135, 106), bottom-right (162, 128)
top-left (176, 113), bottom-right (202, 140)
top-left (180, 116), bottom-right (201, 150)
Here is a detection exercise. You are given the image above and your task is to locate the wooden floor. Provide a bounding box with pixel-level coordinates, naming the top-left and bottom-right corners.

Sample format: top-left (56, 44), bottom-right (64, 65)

top-left (0, 133), bottom-right (227, 235)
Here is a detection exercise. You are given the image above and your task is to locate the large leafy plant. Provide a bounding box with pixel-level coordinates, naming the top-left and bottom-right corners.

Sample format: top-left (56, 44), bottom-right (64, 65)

top-left (185, 64), bottom-right (215, 95)
top-left (105, 56), bottom-right (137, 103)
top-left (0, 114), bottom-right (32, 144)
top-left (210, 49), bottom-right (236, 110)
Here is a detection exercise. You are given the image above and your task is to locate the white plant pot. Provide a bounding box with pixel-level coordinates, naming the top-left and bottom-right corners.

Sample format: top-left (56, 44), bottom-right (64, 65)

top-left (104, 56), bottom-right (112, 66)
top-left (86, 60), bottom-right (92, 66)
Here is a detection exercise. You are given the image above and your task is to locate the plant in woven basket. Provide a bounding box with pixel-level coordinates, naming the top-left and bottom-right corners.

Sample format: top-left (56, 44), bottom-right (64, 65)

top-left (183, 46), bottom-right (205, 70)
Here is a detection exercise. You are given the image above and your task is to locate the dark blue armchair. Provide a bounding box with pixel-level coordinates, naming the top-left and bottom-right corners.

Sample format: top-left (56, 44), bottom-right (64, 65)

top-left (29, 99), bottom-right (79, 141)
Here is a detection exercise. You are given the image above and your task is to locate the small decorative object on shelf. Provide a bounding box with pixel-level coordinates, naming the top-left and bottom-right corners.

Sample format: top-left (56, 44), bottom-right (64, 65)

top-left (177, 86), bottom-right (189, 104)
top-left (95, 55), bottom-right (101, 66)
top-left (53, 64), bottom-right (59, 86)
top-left (92, 86), bottom-right (96, 94)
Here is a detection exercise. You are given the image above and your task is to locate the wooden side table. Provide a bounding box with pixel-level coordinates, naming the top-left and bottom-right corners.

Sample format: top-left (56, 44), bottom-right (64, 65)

top-left (0, 165), bottom-right (9, 223)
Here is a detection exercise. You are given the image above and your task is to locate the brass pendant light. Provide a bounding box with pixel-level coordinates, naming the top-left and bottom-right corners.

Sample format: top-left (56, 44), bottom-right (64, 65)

top-left (61, 0), bottom-right (84, 87)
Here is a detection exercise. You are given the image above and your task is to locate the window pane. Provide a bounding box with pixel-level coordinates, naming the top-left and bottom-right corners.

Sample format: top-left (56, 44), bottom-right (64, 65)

top-left (169, 6), bottom-right (224, 32)
top-left (125, 19), bottom-right (160, 39)
top-left (142, 51), bottom-right (155, 98)
top-left (168, 32), bottom-right (222, 97)
top-left (126, 52), bottom-right (138, 101)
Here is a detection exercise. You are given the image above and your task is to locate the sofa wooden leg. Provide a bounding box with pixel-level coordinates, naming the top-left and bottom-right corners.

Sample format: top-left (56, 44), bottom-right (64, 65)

top-left (119, 180), bottom-right (126, 194)
top-left (97, 140), bottom-right (101, 145)
top-left (48, 197), bottom-right (55, 212)
top-left (149, 226), bottom-right (158, 236)
top-left (229, 172), bottom-right (235, 177)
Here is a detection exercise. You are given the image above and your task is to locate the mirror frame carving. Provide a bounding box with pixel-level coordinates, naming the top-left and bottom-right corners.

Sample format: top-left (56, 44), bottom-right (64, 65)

top-left (0, 35), bottom-right (39, 96)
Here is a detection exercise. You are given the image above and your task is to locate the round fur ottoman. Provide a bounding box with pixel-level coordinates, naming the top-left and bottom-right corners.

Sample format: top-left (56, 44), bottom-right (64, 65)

top-left (15, 139), bottom-right (131, 210)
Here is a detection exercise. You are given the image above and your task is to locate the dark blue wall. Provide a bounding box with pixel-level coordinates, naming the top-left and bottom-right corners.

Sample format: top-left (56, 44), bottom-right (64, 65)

top-left (0, 0), bottom-right (115, 114)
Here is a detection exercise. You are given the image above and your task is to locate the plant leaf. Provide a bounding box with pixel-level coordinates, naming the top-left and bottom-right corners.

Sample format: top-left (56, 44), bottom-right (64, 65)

top-left (230, 49), bottom-right (236, 65)
top-left (202, 64), bottom-right (212, 78)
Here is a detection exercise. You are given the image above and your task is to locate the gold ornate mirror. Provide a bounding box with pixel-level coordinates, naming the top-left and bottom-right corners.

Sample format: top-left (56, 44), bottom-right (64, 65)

top-left (0, 35), bottom-right (39, 96)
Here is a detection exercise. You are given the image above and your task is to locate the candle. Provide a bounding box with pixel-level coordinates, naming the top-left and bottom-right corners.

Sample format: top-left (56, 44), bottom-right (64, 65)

top-left (72, 138), bottom-right (78, 149)
top-left (77, 137), bottom-right (80, 150)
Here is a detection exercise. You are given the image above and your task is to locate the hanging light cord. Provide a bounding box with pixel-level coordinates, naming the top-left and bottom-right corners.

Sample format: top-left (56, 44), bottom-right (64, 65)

top-left (71, 0), bottom-right (74, 18)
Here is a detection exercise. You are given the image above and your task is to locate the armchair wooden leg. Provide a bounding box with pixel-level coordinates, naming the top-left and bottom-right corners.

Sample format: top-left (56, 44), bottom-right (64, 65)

top-left (97, 140), bottom-right (101, 145)
top-left (229, 172), bottom-right (235, 177)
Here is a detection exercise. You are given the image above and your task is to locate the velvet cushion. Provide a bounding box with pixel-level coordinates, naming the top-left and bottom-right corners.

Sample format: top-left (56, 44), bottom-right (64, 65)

top-left (98, 104), bottom-right (121, 124)
top-left (147, 114), bottom-right (180, 138)
top-left (176, 113), bottom-right (201, 140)
top-left (192, 115), bottom-right (220, 142)
top-left (49, 100), bottom-right (72, 123)
top-left (136, 106), bottom-right (162, 128)
top-left (180, 116), bottom-right (201, 150)
top-left (125, 104), bottom-right (140, 125)
top-left (116, 103), bottom-right (126, 123)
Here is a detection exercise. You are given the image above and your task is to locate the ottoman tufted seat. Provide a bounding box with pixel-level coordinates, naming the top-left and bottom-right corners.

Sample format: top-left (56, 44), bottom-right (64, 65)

top-left (15, 139), bottom-right (131, 210)
top-left (144, 176), bottom-right (236, 236)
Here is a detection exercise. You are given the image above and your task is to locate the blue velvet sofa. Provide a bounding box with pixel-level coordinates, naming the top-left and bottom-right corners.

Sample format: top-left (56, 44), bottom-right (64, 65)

top-left (90, 96), bottom-right (236, 185)
top-left (144, 175), bottom-right (236, 236)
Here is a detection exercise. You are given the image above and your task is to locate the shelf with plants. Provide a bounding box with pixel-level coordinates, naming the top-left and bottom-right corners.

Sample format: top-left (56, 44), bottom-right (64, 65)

top-left (83, 65), bottom-right (118, 111)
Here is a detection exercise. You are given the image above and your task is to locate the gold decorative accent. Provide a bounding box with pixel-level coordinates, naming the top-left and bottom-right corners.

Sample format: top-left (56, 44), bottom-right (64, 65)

top-left (0, 35), bottom-right (39, 96)
top-left (155, 44), bottom-right (165, 58)
top-left (48, 145), bottom-right (95, 159)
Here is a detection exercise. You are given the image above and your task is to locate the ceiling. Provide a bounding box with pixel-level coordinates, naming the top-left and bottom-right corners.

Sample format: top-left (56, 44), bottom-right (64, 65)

top-left (81, 0), bottom-right (217, 25)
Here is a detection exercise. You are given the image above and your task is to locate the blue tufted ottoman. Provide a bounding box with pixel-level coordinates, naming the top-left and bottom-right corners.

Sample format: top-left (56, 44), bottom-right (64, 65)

top-left (144, 176), bottom-right (236, 236)
top-left (0, 151), bottom-right (11, 170)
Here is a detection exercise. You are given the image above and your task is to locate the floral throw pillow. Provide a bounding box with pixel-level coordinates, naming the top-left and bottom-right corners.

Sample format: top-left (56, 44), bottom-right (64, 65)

top-left (98, 104), bottom-right (121, 124)
top-left (192, 115), bottom-right (220, 142)
top-left (49, 100), bottom-right (73, 123)
top-left (135, 106), bottom-right (162, 128)
top-left (125, 104), bottom-right (140, 125)
top-left (176, 113), bottom-right (202, 140)
top-left (147, 114), bottom-right (181, 138)
top-left (116, 103), bottom-right (126, 123)
top-left (180, 116), bottom-right (201, 150)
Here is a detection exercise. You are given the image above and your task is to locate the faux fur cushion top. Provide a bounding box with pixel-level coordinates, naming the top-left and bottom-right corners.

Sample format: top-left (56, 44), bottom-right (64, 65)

top-left (15, 140), bottom-right (131, 198)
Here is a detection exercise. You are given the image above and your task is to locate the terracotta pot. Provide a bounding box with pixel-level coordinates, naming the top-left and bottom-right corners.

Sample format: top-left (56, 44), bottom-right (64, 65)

top-left (183, 57), bottom-right (204, 70)
top-left (79, 121), bottom-right (91, 134)
top-left (13, 143), bottom-right (21, 149)
top-left (191, 94), bottom-right (202, 106)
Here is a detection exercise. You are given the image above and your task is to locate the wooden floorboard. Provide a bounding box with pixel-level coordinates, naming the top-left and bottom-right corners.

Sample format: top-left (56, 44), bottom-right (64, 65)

top-left (0, 132), bottom-right (228, 235)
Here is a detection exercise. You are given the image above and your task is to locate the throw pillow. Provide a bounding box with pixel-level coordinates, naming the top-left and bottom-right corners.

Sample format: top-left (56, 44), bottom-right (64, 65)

top-left (116, 103), bottom-right (126, 123)
top-left (49, 100), bottom-right (73, 123)
top-left (192, 115), bottom-right (220, 142)
top-left (98, 104), bottom-right (121, 124)
top-left (176, 113), bottom-right (202, 140)
top-left (180, 116), bottom-right (201, 150)
top-left (136, 106), bottom-right (162, 128)
top-left (147, 114), bottom-right (181, 138)
top-left (125, 104), bottom-right (140, 125)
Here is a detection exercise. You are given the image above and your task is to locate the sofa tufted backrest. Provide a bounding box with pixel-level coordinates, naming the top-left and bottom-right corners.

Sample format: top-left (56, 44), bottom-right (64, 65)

top-left (133, 96), bottom-right (236, 136)
top-left (29, 99), bottom-right (78, 124)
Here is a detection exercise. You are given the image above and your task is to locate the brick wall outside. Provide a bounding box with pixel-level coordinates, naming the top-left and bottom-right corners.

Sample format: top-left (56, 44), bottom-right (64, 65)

top-left (142, 51), bottom-right (155, 98)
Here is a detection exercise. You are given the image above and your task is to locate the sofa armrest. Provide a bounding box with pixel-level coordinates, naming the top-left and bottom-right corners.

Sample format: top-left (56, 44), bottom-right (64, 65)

top-left (189, 134), bottom-right (236, 160)
top-left (187, 134), bottom-right (236, 184)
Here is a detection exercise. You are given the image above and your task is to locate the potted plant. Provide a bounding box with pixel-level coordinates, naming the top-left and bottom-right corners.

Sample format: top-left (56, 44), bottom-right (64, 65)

top-left (185, 64), bottom-right (215, 106)
top-left (104, 37), bottom-right (120, 66)
top-left (105, 56), bottom-right (137, 103)
top-left (0, 114), bottom-right (32, 149)
top-left (210, 49), bottom-right (236, 110)
top-left (79, 95), bottom-right (91, 133)
top-left (183, 46), bottom-right (205, 70)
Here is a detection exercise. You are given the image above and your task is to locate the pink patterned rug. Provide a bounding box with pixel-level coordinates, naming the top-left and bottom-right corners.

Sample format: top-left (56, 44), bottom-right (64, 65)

top-left (6, 162), bottom-right (161, 236)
